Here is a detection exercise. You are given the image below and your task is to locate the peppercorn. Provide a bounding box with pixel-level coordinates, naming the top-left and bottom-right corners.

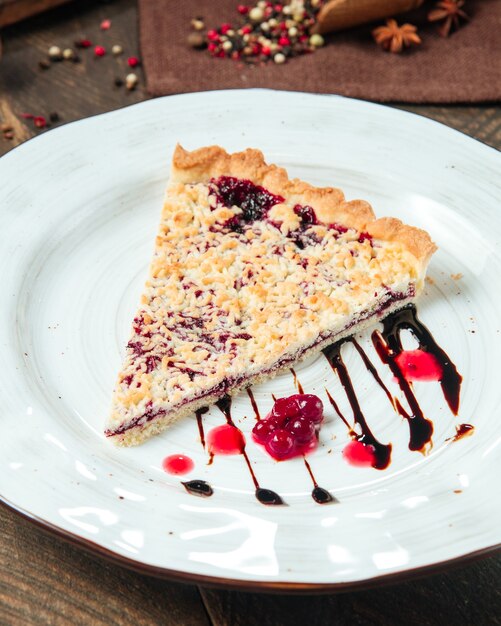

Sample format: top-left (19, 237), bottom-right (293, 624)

top-left (309, 33), bottom-right (324, 47)
top-left (191, 18), bottom-right (205, 31)
top-left (112, 44), bottom-right (123, 55)
top-left (125, 73), bottom-right (138, 90)
top-left (48, 45), bottom-right (63, 61)
top-left (249, 7), bottom-right (264, 21)
top-left (63, 48), bottom-right (74, 60)
top-left (187, 32), bottom-right (207, 49)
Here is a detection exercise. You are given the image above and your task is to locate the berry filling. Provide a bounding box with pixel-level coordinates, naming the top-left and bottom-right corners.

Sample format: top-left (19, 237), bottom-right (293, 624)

top-left (252, 393), bottom-right (324, 460)
top-left (210, 176), bottom-right (284, 226)
top-left (209, 176), bottom-right (373, 251)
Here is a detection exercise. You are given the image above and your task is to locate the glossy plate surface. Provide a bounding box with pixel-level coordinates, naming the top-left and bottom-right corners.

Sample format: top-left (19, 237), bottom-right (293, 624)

top-left (0, 90), bottom-right (500, 589)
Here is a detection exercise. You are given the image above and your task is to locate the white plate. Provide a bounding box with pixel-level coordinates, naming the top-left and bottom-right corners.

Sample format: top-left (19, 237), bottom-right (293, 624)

top-left (0, 90), bottom-right (500, 590)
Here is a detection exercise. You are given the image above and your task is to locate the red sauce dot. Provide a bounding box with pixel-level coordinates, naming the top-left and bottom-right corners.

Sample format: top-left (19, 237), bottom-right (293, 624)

top-left (343, 440), bottom-right (376, 467)
top-left (207, 424), bottom-right (245, 455)
top-left (162, 454), bottom-right (194, 475)
top-left (395, 349), bottom-right (443, 382)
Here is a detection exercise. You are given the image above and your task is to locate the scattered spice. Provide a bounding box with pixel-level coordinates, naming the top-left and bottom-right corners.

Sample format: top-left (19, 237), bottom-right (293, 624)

top-left (114, 77), bottom-right (124, 87)
top-left (94, 45), bottom-right (106, 57)
top-left (200, 0), bottom-right (325, 64)
top-left (191, 18), bottom-right (205, 31)
top-left (428, 0), bottom-right (468, 37)
top-left (38, 60), bottom-right (51, 70)
top-left (372, 19), bottom-right (421, 53)
top-left (33, 116), bottom-right (47, 129)
top-left (127, 56), bottom-right (140, 67)
top-left (62, 48), bottom-right (74, 60)
top-left (187, 32), bottom-right (207, 49)
top-left (100, 19), bottom-right (111, 31)
top-left (112, 44), bottom-right (123, 55)
top-left (48, 45), bottom-right (63, 61)
top-left (125, 73), bottom-right (138, 90)
top-left (75, 38), bottom-right (92, 49)
top-left (309, 33), bottom-right (324, 48)
top-left (49, 112), bottom-right (60, 123)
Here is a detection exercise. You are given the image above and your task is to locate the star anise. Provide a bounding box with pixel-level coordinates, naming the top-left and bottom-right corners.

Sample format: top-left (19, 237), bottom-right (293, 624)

top-left (428, 0), bottom-right (469, 37)
top-left (372, 19), bottom-right (421, 53)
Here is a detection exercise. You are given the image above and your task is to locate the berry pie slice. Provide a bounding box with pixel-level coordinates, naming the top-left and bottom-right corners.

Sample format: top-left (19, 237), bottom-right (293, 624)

top-left (106, 145), bottom-right (436, 446)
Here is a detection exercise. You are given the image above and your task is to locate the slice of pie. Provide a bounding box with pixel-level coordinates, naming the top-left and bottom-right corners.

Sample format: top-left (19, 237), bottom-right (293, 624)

top-left (106, 145), bottom-right (436, 446)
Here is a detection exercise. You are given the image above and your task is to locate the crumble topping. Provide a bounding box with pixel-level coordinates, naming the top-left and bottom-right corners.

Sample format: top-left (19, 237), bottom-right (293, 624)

top-left (107, 171), bottom-right (425, 442)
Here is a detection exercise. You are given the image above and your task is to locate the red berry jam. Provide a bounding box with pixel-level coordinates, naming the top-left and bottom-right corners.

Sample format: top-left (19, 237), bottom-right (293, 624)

top-left (162, 454), bottom-right (195, 475)
top-left (252, 393), bottom-right (324, 460)
top-left (395, 349), bottom-right (443, 382)
top-left (342, 440), bottom-right (377, 467)
top-left (207, 424), bottom-right (246, 455)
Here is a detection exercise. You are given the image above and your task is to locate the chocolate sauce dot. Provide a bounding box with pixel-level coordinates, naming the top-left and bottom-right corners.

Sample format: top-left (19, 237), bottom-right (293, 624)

top-left (255, 488), bottom-right (286, 506)
top-left (181, 479), bottom-right (213, 497)
top-left (312, 486), bottom-right (336, 504)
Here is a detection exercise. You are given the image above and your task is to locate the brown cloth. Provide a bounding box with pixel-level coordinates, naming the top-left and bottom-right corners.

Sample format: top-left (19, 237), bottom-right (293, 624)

top-left (139, 0), bottom-right (501, 103)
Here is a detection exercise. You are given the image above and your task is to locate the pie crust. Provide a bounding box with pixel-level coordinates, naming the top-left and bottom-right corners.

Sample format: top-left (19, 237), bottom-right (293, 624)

top-left (105, 145), bottom-right (436, 446)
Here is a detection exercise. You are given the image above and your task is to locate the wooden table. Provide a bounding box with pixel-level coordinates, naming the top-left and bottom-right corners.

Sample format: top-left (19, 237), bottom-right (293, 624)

top-left (0, 2), bottom-right (500, 624)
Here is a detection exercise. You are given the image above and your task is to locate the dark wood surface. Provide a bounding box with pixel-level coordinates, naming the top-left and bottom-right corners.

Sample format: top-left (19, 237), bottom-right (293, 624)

top-left (0, 1), bottom-right (500, 624)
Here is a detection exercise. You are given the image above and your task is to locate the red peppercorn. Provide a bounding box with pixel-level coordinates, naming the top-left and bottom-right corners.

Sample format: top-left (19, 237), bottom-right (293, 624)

top-left (237, 5), bottom-right (249, 14)
top-left (278, 36), bottom-right (290, 46)
top-left (261, 46), bottom-right (271, 56)
top-left (208, 42), bottom-right (218, 52)
top-left (220, 23), bottom-right (232, 34)
top-left (241, 25), bottom-right (252, 34)
top-left (33, 116), bottom-right (47, 129)
top-left (279, 21), bottom-right (288, 30)
top-left (100, 19), bottom-right (111, 30)
top-left (94, 45), bottom-right (106, 57)
top-left (127, 56), bottom-right (140, 67)
top-left (217, 50), bottom-right (226, 58)
top-left (207, 29), bottom-right (220, 41)
top-left (75, 39), bottom-right (92, 48)
top-left (274, 3), bottom-right (283, 10)
top-left (299, 34), bottom-right (308, 42)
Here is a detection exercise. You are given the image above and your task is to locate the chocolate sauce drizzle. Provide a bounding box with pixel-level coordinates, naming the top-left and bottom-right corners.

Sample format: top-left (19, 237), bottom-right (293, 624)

top-left (303, 458), bottom-right (337, 504)
top-left (181, 480), bottom-right (213, 497)
top-left (290, 368), bottom-right (304, 394)
top-left (246, 388), bottom-right (261, 420)
top-left (323, 342), bottom-right (392, 470)
top-left (195, 407), bottom-right (209, 449)
top-left (216, 396), bottom-right (286, 506)
top-left (350, 338), bottom-right (395, 408)
top-left (376, 304), bottom-right (462, 415)
top-left (372, 304), bottom-right (462, 452)
top-left (448, 423), bottom-right (475, 442)
top-left (182, 305), bottom-right (464, 503)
